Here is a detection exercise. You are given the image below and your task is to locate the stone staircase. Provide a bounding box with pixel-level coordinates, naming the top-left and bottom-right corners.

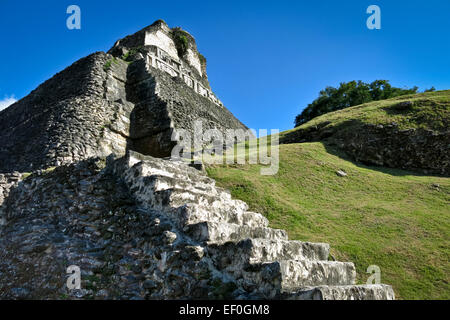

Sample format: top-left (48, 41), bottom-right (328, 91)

top-left (119, 151), bottom-right (395, 300)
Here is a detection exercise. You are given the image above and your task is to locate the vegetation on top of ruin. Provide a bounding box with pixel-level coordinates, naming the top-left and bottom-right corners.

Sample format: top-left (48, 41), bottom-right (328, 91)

top-left (172, 28), bottom-right (191, 57)
top-left (198, 53), bottom-right (207, 65)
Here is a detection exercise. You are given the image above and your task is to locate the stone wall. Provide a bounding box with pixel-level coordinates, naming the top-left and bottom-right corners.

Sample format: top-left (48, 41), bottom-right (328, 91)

top-left (280, 121), bottom-right (450, 176)
top-left (144, 46), bottom-right (223, 106)
top-left (109, 20), bottom-right (210, 90)
top-left (0, 52), bottom-right (133, 173)
top-left (126, 52), bottom-right (252, 157)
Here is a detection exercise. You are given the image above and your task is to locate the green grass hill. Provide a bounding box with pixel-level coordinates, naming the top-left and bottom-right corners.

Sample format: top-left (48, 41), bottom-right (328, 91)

top-left (284, 90), bottom-right (449, 136)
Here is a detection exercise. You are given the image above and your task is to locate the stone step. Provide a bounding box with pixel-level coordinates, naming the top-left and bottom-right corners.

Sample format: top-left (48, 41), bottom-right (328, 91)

top-left (126, 168), bottom-right (241, 208)
top-left (150, 176), bottom-right (240, 210)
top-left (237, 260), bottom-right (356, 297)
top-left (125, 175), bottom-right (249, 220)
top-left (172, 204), bottom-right (268, 229)
top-left (127, 151), bottom-right (210, 182)
top-left (124, 153), bottom-right (265, 227)
top-left (207, 238), bottom-right (330, 270)
top-left (242, 212), bottom-right (269, 228)
top-left (150, 174), bottom-right (219, 196)
top-left (123, 160), bottom-right (267, 227)
top-left (121, 151), bottom-right (395, 300)
top-left (184, 221), bottom-right (288, 243)
top-left (282, 284), bottom-right (395, 300)
top-left (146, 185), bottom-right (247, 211)
top-left (151, 185), bottom-right (248, 214)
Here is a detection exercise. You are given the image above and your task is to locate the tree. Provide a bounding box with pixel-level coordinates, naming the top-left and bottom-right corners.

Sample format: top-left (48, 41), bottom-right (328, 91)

top-left (294, 80), bottom-right (419, 127)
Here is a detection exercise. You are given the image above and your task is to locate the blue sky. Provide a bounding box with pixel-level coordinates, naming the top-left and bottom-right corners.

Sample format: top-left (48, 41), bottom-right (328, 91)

top-left (0, 0), bottom-right (449, 131)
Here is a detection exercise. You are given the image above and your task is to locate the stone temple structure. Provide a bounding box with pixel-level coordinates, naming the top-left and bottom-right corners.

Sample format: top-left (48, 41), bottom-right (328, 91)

top-left (0, 21), bottom-right (394, 300)
top-left (0, 20), bottom-right (250, 173)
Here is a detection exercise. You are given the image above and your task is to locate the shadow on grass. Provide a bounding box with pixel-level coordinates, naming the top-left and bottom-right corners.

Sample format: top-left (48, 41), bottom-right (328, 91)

top-left (321, 142), bottom-right (446, 178)
top-left (281, 118), bottom-right (449, 178)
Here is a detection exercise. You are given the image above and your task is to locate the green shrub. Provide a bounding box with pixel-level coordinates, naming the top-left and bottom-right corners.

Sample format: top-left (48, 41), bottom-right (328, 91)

top-left (198, 53), bottom-right (207, 65)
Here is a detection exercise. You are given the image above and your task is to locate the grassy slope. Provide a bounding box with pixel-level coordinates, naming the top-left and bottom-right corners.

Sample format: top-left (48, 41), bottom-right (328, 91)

top-left (282, 90), bottom-right (450, 137)
top-left (206, 95), bottom-right (450, 299)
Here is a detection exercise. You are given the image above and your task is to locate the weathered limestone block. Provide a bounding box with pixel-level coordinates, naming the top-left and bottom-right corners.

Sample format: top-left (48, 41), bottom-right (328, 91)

top-left (236, 260), bottom-right (356, 298)
top-left (285, 284), bottom-right (396, 300)
top-left (207, 238), bottom-right (330, 270)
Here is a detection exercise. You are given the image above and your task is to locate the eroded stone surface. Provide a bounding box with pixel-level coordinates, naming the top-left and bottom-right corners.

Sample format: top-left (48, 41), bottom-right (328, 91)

top-left (285, 284), bottom-right (396, 300)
